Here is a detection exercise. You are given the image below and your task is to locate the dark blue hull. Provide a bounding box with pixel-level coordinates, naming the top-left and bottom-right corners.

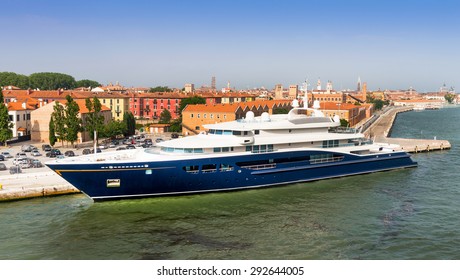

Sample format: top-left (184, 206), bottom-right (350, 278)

top-left (47, 150), bottom-right (417, 201)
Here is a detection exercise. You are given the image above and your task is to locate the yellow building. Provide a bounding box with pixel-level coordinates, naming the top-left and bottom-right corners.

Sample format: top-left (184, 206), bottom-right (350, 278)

top-left (91, 92), bottom-right (130, 121)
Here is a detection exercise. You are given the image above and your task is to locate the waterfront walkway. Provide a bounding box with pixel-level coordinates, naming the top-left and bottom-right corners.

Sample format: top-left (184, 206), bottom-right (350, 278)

top-left (363, 106), bottom-right (451, 153)
top-left (0, 171), bottom-right (79, 202)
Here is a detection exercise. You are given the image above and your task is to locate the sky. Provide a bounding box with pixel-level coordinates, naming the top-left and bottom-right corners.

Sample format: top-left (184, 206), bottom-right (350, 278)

top-left (1, 0), bottom-right (459, 92)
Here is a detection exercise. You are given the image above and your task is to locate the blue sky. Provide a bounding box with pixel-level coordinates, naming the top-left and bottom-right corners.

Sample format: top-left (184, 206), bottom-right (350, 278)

top-left (1, 0), bottom-right (459, 92)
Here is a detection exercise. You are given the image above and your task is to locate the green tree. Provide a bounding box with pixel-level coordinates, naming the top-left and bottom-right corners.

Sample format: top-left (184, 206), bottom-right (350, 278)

top-left (29, 72), bottom-right (76, 90)
top-left (102, 120), bottom-right (127, 139)
top-left (85, 97), bottom-right (105, 144)
top-left (76, 79), bottom-right (101, 89)
top-left (0, 91), bottom-right (13, 146)
top-left (178, 96), bottom-right (206, 115)
top-left (51, 101), bottom-right (66, 146)
top-left (64, 95), bottom-right (82, 146)
top-left (273, 108), bottom-right (290, 114)
top-left (169, 118), bottom-right (182, 132)
top-left (123, 111), bottom-right (136, 136)
top-left (49, 117), bottom-right (57, 146)
top-left (149, 86), bottom-right (173, 93)
top-left (340, 118), bottom-right (349, 127)
top-left (0, 72), bottom-right (29, 89)
top-left (445, 93), bottom-right (456, 104)
top-left (159, 109), bottom-right (172, 124)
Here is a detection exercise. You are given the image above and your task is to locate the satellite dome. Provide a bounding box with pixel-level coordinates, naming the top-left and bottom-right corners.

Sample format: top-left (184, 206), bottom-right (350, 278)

top-left (261, 112), bottom-right (271, 122)
top-left (245, 111), bottom-right (255, 121)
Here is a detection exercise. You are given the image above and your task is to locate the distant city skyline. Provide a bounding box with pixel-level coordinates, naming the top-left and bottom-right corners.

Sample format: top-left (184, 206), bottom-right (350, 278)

top-left (1, 0), bottom-right (459, 92)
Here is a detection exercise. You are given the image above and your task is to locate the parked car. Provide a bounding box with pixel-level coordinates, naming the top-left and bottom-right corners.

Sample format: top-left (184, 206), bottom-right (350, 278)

top-left (0, 155), bottom-right (4, 161)
top-left (46, 149), bottom-right (62, 158)
top-left (126, 144), bottom-right (136, 149)
top-left (99, 143), bottom-right (108, 149)
top-left (116, 146), bottom-right (126, 151)
top-left (9, 165), bottom-right (22, 174)
top-left (155, 138), bottom-right (164, 143)
top-left (1, 151), bottom-right (13, 158)
top-left (91, 148), bottom-right (102, 153)
top-left (64, 150), bottom-right (75, 157)
top-left (13, 158), bottom-right (27, 165)
top-left (21, 144), bottom-right (36, 152)
top-left (16, 152), bottom-right (27, 158)
top-left (171, 133), bottom-right (179, 139)
top-left (109, 140), bottom-right (119, 148)
top-left (31, 149), bottom-right (42, 157)
top-left (42, 144), bottom-right (52, 151)
top-left (82, 148), bottom-right (91, 155)
top-left (31, 159), bottom-right (44, 168)
top-left (0, 163), bottom-right (6, 170)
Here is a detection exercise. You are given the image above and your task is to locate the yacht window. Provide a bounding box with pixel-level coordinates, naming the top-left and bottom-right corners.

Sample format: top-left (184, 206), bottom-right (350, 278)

top-left (233, 131), bottom-right (242, 135)
top-left (202, 164), bottom-right (217, 173)
top-left (254, 130), bottom-right (260, 135)
top-left (185, 148), bottom-right (193, 153)
top-left (209, 129), bottom-right (215, 134)
top-left (213, 147), bottom-right (221, 153)
top-left (223, 130), bottom-right (232, 135)
top-left (244, 131), bottom-right (248, 136)
top-left (246, 146), bottom-right (252, 152)
top-left (222, 147), bottom-right (229, 152)
top-left (219, 164), bottom-right (234, 172)
top-left (216, 130), bottom-right (223, 135)
top-left (193, 148), bottom-right (203, 153)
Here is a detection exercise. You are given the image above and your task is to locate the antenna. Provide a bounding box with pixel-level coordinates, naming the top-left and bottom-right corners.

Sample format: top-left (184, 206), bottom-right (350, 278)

top-left (301, 78), bottom-right (310, 109)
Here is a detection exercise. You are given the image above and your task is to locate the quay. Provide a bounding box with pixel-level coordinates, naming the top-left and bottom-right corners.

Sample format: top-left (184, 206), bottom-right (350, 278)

top-left (363, 106), bottom-right (451, 153)
top-left (0, 171), bottom-right (79, 202)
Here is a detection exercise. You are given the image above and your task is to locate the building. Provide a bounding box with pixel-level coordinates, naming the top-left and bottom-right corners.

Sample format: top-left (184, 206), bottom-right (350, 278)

top-left (7, 102), bottom-right (36, 137)
top-left (184, 84), bottom-right (195, 93)
top-left (181, 100), bottom-right (292, 135)
top-left (288, 85), bottom-right (298, 100)
top-left (89, 92), bottom-right (130, 121)
top-left (30, 100), bottom-right (112, 144)
top-left (274, 84), bottom-right (283, 99)
top-left (307, 102), bottom-right (368, 127)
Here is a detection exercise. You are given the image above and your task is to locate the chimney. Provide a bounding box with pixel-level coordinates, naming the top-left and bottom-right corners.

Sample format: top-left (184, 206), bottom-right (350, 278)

top-left (22, 102), bottom-right (26, 109)
top-left (27, 88), bottom-right (32, 95)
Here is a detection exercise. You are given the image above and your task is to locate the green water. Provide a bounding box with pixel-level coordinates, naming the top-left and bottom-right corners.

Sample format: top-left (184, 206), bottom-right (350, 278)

top-left (1, 107), bottom-right (459, 259)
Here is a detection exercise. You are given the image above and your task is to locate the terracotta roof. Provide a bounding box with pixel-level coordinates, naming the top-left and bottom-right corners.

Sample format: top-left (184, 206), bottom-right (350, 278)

top-left (319, 102), bottom-right (362, 110)
top-left (183, 103), bottom-right (240, 113)
top-left (7, 102), bottom-right (35, 111)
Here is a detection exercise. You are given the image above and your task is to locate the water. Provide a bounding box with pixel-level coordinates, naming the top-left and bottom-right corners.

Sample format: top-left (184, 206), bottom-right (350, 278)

top-left (1, 107), bottom-right (459, 260)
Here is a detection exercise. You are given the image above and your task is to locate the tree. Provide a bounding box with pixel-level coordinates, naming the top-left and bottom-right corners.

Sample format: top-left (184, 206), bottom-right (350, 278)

top-left (159, 109), bottom-right (172, 124)
top-left (29, 72), bottom-right (76, 90)
top-left (102, 120), bottom-right (127, 139)
top-left (85, 97), bottom-right (105, 144)
top-left (0, 72), bottom-right (29, 89)
top-left (149, 86), bottom-right (173, 93)
top-left (0, 91), bottom-right (13, 146)
top-left (76, 79), bottom-right (101, 89)
top-left (49, 117), bottom-right (57, 146)
top-left (64, 95), bottom-right (82, 146)
top-left (340, 119), bottom-right (349, 127)
top-left (123, 111), bottom-right (136, 136)
top-left (178, 96), bottom-right (206, 115)
top-left (273, 108), bottom-right (289, 114)
top-left (445, 93), bottom-right (456, 104)
top-left (51, 101), bottom-right (66, 146)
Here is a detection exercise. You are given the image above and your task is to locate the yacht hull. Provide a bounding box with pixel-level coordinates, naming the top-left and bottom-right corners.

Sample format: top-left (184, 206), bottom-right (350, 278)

top-left (47, 150), bottom-right (417, 201)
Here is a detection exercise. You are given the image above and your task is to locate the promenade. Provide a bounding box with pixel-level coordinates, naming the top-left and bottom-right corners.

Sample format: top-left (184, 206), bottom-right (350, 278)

top-left (0, 143), bottom-right (80, 202)
top-left (363, 106), bottom-right (451, 153)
